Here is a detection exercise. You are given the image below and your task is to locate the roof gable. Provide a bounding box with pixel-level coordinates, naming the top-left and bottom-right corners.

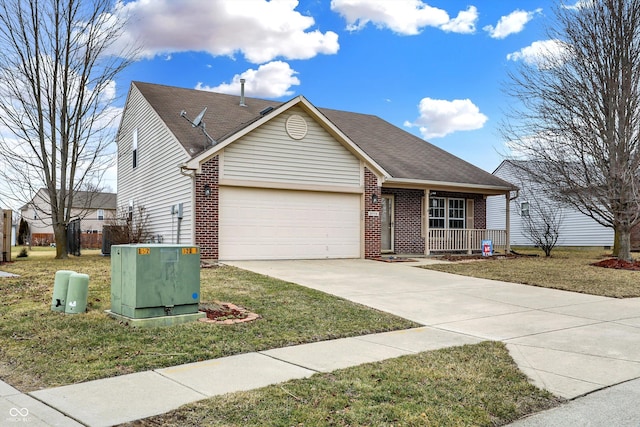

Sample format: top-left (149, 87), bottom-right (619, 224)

top-left (133, 81), bottom-right (282, 157)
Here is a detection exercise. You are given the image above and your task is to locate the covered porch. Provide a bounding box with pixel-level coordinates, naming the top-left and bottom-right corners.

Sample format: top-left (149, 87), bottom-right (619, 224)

top-left (376, 183), bottom-right (514, 257)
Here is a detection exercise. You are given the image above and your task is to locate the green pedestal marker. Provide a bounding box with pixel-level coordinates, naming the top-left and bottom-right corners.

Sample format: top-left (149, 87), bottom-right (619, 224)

top-left (65, 273), bottom-right (89, 314)
top-left (51, 270), bottom-right (76, 312)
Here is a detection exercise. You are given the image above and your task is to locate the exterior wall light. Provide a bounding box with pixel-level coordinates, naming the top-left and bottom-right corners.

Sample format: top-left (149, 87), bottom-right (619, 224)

top-left (204, 184), bottom-right (211, 197)
top-left (371, 194), bottom-right (379, 204)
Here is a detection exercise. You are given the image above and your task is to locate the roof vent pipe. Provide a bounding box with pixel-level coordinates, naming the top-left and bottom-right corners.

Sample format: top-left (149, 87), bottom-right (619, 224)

top-left (240, 78), bottom-right (246, 107)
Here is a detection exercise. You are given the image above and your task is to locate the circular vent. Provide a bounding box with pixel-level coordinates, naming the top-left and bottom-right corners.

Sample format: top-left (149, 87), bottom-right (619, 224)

top-left (285, 114), bottom-right (308, 140)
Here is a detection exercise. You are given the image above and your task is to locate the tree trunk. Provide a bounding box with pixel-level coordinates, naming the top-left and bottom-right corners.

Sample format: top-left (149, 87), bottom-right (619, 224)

top-left (617, 228), bottom-right (632, 261)
top-left (53, 223), bottom-right (68, 259)
top-left (613, 229), bottom-right (620, 257)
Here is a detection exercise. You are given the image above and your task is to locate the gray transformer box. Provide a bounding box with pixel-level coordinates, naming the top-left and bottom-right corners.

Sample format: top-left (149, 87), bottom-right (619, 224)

top-left (110, 244), bottom-right (201, 319)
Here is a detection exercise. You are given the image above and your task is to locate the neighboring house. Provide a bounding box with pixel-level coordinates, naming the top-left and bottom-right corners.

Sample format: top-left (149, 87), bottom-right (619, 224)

top-left (116, 81), bottom-right (516, 260)
top-left (20, 189), bottom-right (117, 247)
top-left (486, 160), bottom-right (616, 248)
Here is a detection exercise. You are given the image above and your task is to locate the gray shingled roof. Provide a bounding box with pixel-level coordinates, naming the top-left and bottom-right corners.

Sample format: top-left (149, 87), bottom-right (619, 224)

top-left (133, 81), bottom-right (513, 189)
top-left (20, 190), bottom-right (116, 211)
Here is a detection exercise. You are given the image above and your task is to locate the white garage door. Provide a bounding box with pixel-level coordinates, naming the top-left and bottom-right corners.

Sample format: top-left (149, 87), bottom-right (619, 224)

top-left (219, 187), bottom-right (361, 260)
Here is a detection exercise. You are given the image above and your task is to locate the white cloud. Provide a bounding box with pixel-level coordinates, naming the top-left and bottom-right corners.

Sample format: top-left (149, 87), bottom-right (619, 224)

top-left (507, 39), bottom-right (568, 68)
top-left (483, 9), bottom-right (542, 39)
top-left (330, 0), bottom-right (477, 35)
top-left (404, 98), bottom-right (488, 139)
top-left (563, 1), bottom-right (593, 10)
top-left (195, 61), bottom-right (300, 99)
top-left (440, 6), bottom-right (478, 34)
top-left (116, 0), bottom-right (339, 64)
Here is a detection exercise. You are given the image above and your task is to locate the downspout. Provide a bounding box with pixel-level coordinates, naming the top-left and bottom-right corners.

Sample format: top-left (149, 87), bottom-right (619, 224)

top-left (505, 189), bottom-right (519, 253)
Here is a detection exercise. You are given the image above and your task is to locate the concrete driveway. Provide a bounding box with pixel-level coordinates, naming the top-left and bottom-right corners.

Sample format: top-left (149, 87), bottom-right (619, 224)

top-left (226, 258), bottom-right (640, 399)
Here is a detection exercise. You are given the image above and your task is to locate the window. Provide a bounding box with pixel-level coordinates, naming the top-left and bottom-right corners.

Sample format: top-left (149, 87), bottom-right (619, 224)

top-left (448, 199), bottom-right (465, 229)
top-left (429, 198), bottom-right (445, 228)
top-left (429, 197), bottom-right (466, 229)
top-left (97, 209), bottom-right (104, 220)
top-left (132, 128), bottom-right (138, 168)
top-left (128, 200), bottom-right (134, 222)
top-left (520, 202), bottom-right (530, 217)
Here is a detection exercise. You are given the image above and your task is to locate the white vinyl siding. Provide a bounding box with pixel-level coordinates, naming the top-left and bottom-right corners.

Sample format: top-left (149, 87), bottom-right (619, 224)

top-left (486, 161), bottom-right (614, 247)
top-left (219, 187), bottom-right (361, 260)
top-left (222, 107), bottom-right (361, 188)
top-left (117, 84), bottom-right (194, 244)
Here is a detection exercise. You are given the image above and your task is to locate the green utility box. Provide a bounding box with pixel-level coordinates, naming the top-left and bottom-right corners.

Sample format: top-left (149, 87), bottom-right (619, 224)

top-left (110, 244), bottom-right (201, 319)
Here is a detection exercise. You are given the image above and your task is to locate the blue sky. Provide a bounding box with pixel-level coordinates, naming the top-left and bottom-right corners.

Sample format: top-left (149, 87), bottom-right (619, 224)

top-left (105, 0), bottom-right (566, 190)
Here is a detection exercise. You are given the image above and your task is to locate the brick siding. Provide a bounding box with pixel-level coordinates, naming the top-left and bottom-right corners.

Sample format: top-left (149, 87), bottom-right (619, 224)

top-left (364, 168), bottom-right (381, 259)
top-left (195, 156), bottom-right (219, 259)
top-left (382, 188), bottom-right (425, 254)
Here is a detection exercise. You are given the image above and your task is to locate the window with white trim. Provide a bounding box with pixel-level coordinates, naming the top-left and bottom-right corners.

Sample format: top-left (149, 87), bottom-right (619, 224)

top-left (520, 201), bottom-right (530, 217)
top-left (132, 128), bottom-right (138, 169)
top-left (429, 198), bottom-right (445, 228)
top-left (429, 197), bottom-right (466, 229)
top-left (448, 198), bottom-right (465, 229)
top-left (97, 209), bottom-right (104, 220)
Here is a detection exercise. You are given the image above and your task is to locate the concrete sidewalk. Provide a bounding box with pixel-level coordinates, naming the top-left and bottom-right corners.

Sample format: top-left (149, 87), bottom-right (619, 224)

top-left (3, 259), bottom-right (640, 426)
top-left (27, 327), bottom-right (480, 426)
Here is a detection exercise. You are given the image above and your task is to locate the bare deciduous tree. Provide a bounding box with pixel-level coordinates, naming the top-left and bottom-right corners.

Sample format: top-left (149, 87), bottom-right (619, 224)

top-left (516, 178), bottom-right (564, 257)
top-left (503, 0), bottom-right (640, 261)
top-left (105, 205), bottom-right (153, 247)
top-left (0, 0), bottom-right (136, 258)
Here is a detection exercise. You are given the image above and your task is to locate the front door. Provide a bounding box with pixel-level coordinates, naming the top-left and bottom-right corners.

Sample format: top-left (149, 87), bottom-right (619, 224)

top-left (381, 195), bottom-right (394, 253)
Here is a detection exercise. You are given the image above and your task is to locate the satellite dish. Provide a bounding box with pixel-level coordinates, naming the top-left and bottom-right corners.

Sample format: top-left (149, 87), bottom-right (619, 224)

top-left (192, 107), bottom-right (207, 127)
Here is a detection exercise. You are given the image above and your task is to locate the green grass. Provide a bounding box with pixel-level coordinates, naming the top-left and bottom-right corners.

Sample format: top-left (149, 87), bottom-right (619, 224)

top-left (125, 342), bottom-right (561, 427)
top-left (0, 250), bottom-right (418, 391)
top-left (424, 247), bottom-right (640, 298)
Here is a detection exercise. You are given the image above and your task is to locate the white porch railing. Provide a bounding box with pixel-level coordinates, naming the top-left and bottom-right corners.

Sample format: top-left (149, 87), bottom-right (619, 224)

top-left (427, 229), bottom-right (507, 254)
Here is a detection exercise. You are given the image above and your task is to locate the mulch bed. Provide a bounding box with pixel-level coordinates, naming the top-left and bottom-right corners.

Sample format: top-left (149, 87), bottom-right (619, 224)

top-left (591, 258), bottom-right (640, 271)
top-left (198, 302), bottom-right (261, 325)
top-left (440, 253), bottom-right (520, 262)
top-left (374, 257), bottom-right (417, 263)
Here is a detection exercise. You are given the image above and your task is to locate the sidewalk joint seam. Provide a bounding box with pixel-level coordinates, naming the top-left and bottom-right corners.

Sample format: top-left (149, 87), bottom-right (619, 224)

top-left (152, 370), bottom-right (210, 399)
top-left (26, 391), bottom-right (89, 427)
top-left (256, 352), bottom-right (321, 374)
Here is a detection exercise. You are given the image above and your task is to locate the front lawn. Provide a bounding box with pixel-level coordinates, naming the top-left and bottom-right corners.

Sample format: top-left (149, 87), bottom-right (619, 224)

top-left (0, 249), bottom-right (418, 391)
top-left (424, 247), bottom-right (640, 298)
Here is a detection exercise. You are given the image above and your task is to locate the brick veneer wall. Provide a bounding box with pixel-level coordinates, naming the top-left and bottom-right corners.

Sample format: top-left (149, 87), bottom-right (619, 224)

top-left (382, 188), bottom-right (425, 254)
top-left (364, 168), bottom-right (381, 259)
top-left (195, 156), bottom-right (219, 259)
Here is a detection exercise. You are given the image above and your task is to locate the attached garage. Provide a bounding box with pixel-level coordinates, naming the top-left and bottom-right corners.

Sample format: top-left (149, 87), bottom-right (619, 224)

top-left (219, 187), bottom-right (362, 260)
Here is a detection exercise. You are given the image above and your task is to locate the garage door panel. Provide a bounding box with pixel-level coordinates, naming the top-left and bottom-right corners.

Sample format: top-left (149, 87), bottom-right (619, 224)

top-left (219, 187), bottom-right (361, 260)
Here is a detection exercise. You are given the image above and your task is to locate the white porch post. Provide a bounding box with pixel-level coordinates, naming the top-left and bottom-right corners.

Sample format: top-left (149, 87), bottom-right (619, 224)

top-left (424, 189), bottom-right (430, 256)
top-left (505, 192), bottom-right (511, 253)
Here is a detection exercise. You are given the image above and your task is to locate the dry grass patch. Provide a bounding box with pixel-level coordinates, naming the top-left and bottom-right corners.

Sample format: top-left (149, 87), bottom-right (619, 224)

top-left (424, 248), bottom-right (640, 298)
top-left (125, 342), bottom-right (561, 427)
top-left (0, 250), bottom-right (417, 391)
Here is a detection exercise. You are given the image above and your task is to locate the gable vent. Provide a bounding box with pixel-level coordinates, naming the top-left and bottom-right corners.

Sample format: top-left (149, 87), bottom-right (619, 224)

top-left (285, 114), bottom-right (308, 140)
